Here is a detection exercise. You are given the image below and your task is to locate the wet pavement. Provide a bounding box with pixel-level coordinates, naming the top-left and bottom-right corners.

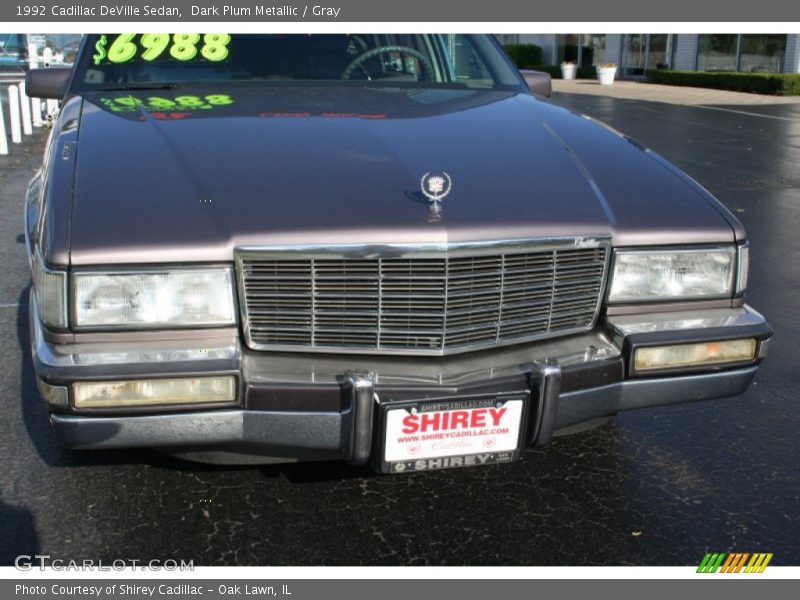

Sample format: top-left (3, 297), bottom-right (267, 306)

top-left (1, 93), bottom-right (799, 566)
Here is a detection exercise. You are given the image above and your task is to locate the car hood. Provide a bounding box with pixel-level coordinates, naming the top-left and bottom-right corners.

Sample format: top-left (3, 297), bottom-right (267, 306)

top-left (69, 85), bottom-right (737, 265)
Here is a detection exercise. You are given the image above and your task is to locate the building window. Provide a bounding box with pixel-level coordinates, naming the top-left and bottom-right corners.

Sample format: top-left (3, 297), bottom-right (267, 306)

top-left (739, 34), bottom-right (786, 73)
top-left (697, 34), bottom-right (738, 71)
top-left (647, 35), bottom-right (670, 70)
top-left (584, 34), bottom-right (606, 65)
top-left (697, 34), bottom-right (787, 73)
top-left (556, 34), bottom-right (606, 67)
top-left (494, 34), bottom-right (519, 46)
top-left (556, 34), bottom-right (580, 64)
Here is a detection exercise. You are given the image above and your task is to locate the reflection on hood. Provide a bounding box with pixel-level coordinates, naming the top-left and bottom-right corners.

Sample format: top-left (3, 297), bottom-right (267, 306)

top-left (85, 85), bottom-right (518, 121)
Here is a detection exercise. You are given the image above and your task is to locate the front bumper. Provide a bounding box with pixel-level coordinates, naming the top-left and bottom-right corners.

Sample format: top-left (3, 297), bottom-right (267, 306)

top-left (33, 299), bottom-right (771, 464)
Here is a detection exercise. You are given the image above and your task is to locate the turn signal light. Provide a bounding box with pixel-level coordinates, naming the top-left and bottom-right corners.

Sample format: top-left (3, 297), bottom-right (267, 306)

top-left (634, 339), bottom-right (757, 372)
top-left (73, 376), bottom-right (236, 408)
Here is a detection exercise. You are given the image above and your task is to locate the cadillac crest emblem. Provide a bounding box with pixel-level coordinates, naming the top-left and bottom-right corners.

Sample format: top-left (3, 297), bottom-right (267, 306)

top-left (421, 172), bottom-right (453, 202)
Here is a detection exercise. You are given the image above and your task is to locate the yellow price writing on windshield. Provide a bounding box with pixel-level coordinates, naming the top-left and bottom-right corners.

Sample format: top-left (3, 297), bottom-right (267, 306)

top-left (94, 34), bottom-right (231, 64)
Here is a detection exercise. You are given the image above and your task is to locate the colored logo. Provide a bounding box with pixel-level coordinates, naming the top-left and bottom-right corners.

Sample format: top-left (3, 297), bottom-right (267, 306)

top-left (697, 552), bottom-right (773, 573)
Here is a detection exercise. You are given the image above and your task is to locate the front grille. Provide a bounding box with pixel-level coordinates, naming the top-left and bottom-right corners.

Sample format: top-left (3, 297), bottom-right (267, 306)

top-left (237, 241), bottom-right (608, 355)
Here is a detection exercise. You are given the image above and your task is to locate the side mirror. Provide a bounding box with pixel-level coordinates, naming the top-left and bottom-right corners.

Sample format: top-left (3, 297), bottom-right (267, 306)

top-left (519, 70), bottom-right (552, 98)
top-left (25, 67), bottom-right (72, 99)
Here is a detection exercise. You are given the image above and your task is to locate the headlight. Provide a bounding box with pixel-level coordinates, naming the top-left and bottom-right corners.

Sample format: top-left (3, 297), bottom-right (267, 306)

top-left (74, 268), bottom-right (236, 328)
top-left (608, 247), bottom-right (736, 303)
top-left (32, 250), bottom-right (67, 328)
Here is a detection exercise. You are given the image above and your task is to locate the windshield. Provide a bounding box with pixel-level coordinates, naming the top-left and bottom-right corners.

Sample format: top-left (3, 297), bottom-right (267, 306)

top-left (73, 34), bottom-right (525, 92)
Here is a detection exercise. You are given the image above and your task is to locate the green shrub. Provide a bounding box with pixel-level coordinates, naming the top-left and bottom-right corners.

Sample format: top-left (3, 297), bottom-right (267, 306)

top-left (646, 70), bottom-right (800, 95)
top-left (502, 44), bottom-right (543, 69)
top-left (526, 65), bottom-right (596, 80)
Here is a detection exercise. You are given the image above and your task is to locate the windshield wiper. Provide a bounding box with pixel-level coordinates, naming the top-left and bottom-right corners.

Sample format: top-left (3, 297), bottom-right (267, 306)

top-left (97, 83), bottom-right (184, 92)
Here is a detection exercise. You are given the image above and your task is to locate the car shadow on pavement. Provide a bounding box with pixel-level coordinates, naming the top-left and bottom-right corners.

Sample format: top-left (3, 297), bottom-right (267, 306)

top-left (258, 460), bottom-right (374, 482)
top-left (0, 495), bottom-right (40, 566)
top-left (143, 453), bottom-right (375, 480)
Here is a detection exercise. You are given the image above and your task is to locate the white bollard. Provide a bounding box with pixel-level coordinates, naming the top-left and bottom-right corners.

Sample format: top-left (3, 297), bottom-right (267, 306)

top-left (46, 99), bottom-right (59, 121)
top-left (8, 85), bottom-right (22, 143)
top-left (31, 97), bottom-right (43, 127)
top-left (19, 83), bottom-right (33, 135)
top-left (28, 43), bottom-right (39, 71)
top-left (0, 97), bottom-right (9, 155)
top-left (42, 47), bottom-right (53, 67)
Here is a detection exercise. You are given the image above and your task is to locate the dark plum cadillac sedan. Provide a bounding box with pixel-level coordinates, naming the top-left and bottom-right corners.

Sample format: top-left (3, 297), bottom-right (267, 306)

top-left (24, 34), bottom-right (771, 472)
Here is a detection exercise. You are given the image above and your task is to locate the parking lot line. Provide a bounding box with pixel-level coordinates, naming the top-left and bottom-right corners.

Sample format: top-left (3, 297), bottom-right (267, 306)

top-left (695, 105), bottom-right (799, 121)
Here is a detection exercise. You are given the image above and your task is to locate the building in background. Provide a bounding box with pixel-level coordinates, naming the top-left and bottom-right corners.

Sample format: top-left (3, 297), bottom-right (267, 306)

top-left (496, 34), bottom-right (800, 77)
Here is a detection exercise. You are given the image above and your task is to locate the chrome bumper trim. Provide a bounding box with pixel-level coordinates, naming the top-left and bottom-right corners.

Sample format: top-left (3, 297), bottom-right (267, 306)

top-left (32, 295), bottom-right (766, 384)
top-left (51, 410), bottom-right (343, 451)
top-left (51, 366), bottom-right (760, 452)
top-left (554, 366), bottom-right (758, 429)
top-left (343, 371), bottom-right (376, 465)
top-left (32, 297), bottom-right (242, 380)
top-left (529, 359), bottom-right (561, 447)
top-left (606, 304), bottom-right (768, 339)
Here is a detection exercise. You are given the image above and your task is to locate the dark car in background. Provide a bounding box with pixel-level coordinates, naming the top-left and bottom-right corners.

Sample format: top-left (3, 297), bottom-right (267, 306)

top-left (24, 34), bottom-right (771, 473)
top-left (0, 33), bottom-right (28, 72)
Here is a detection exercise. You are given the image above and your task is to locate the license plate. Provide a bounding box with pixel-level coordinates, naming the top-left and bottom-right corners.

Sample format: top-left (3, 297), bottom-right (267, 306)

top-left (380, 394), bottom-right (527, 474)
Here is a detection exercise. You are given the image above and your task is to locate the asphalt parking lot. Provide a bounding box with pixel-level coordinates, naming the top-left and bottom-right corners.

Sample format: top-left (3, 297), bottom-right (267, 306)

top-left (1, 89), bottom-right (799, 566)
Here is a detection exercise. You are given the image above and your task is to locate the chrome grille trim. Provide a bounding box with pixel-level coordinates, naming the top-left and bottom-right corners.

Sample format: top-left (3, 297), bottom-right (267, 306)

top-left (236, 237), bottom-right (611, 356)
